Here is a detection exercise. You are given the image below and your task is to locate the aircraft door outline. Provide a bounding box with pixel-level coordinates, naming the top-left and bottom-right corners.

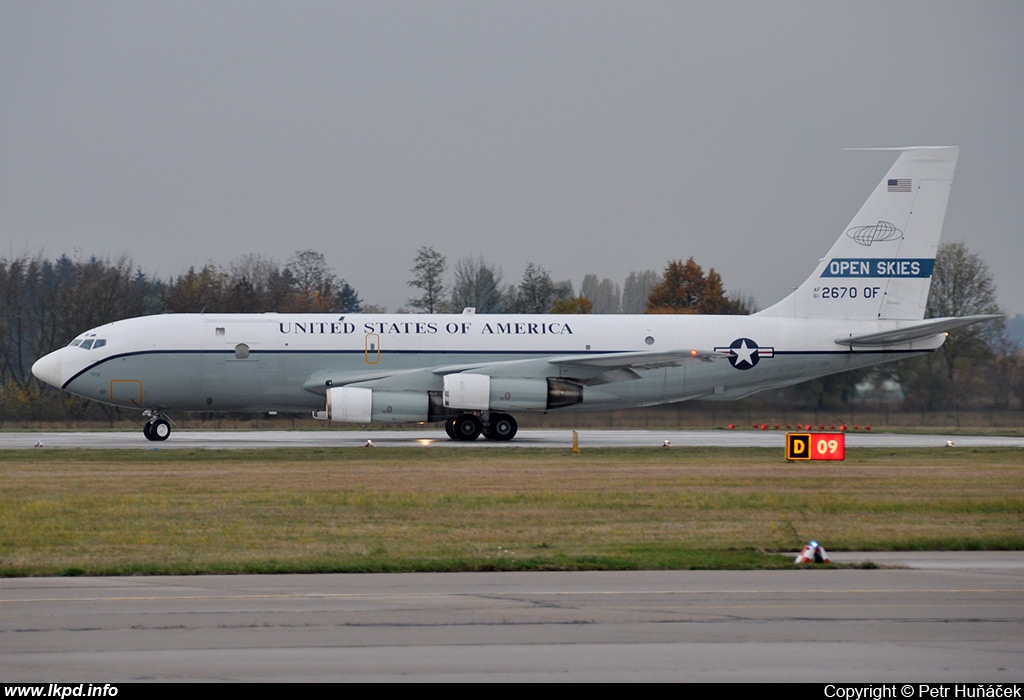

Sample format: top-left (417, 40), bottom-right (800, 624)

top-left (365, 333), bottom-right (380, 364)
top-left (110, 379), bottom-right (143, 406)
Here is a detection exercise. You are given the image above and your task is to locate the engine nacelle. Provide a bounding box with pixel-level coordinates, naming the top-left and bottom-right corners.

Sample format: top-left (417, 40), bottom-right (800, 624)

top-left (314, 386), bottom-right (455, 424)
top-left (443, 374), bottom-right (583, 412)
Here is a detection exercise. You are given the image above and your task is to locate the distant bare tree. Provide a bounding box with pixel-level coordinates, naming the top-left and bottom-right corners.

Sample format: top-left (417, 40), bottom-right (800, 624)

top-left (581, 274), bottom-right (621, 314)
top-left (889, 241), bottom-right (1004, 409)
top-left (407, 247), bottom-right (448, 313)
top-left (927, 241), bottom-right (1004, 380)
top-left (226, 254), bottom-right (293, 311)
top-left (621, 270), bottom-right (659, 313)
top-left (724, 291), bottom-right (758, 315)
top-left (449, 256), bottom-right (504, 313)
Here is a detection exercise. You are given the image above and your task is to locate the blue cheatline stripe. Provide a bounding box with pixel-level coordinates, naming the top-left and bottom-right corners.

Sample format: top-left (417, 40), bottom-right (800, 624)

top-left (62, 346), bottom-right (932, 390)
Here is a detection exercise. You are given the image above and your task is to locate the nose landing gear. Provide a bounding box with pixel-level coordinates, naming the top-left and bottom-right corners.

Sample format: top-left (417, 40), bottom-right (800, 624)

top-left (142, 411), bottom-right (173, 441)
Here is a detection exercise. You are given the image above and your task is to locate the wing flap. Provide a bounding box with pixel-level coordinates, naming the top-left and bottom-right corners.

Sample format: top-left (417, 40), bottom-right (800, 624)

top-left (302, 368), bottom-right (430, 394)
top-left (549, 349), bottom-right (722, 369)
top-left (549, 349), bottom-right (726, 385)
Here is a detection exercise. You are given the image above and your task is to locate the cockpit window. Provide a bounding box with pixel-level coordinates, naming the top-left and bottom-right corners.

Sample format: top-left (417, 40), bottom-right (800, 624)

top-left (70, 335), bottom-right (106, 350)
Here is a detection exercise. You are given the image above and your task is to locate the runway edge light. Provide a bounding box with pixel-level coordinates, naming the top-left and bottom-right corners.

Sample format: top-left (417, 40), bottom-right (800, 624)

top-left (795, 541), bottom-right (831, 564)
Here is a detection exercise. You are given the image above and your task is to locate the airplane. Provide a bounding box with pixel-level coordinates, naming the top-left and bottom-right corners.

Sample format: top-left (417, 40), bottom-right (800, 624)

top-left (31, 146), bottom-right (1000, 442)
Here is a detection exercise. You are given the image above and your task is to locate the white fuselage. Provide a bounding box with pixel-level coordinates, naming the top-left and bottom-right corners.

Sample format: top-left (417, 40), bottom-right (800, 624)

top-left (33, 311), bottom-right (942, 416)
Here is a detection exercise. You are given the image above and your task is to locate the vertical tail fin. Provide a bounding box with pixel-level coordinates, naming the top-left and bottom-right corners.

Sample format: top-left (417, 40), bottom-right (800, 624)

top-left (757, 147), bottom-right (959, 320)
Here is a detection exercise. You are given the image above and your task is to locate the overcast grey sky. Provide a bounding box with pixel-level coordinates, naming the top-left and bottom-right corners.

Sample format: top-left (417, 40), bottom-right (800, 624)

top-left (3, 1), bottom-right (1022, 314)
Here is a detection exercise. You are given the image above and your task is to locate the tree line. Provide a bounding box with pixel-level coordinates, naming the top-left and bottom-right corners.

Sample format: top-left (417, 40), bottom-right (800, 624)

top-left (1, 242), bottom-right (1020, 423)
top-left (406, 246), bottom-right (753, 315)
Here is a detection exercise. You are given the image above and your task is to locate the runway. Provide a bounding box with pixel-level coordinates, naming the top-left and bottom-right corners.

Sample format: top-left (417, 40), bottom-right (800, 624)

top-left (6, 427), bottom-right (1024, 449)
top-left (2, 555), bottom-right (1022, 682)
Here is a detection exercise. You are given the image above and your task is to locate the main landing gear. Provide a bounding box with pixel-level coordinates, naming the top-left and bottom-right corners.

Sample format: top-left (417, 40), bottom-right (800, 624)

top-left (444, 412), bottom-right (518, 442)
top-left (142, 411), bottom-right (173, 441)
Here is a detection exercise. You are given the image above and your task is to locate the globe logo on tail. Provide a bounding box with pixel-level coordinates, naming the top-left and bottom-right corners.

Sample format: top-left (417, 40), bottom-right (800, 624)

top-left (846, 221), bottom-right (903, 246)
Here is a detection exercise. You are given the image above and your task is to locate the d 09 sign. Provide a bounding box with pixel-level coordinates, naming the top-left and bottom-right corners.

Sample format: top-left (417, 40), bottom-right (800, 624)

top-left (786, 432), bottom-right (846, 461)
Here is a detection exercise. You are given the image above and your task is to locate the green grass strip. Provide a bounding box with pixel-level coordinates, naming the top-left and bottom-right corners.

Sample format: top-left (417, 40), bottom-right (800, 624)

top-left (0, 446), bottom-right (1020, 576)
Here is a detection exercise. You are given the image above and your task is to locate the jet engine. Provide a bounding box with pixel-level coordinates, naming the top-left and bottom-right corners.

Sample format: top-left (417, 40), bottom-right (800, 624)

top-left (443, 374), bottom-right (583, 412)
top-left (314, 386), bottom-right (456, 424)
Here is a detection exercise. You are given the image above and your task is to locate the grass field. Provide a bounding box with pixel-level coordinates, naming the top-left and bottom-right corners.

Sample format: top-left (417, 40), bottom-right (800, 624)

top-left (0, 446), bottom-right (1020, 576)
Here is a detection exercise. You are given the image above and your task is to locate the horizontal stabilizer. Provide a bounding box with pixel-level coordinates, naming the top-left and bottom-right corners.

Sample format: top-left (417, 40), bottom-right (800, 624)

top-left (834, 314), bottom-right (1002, 347)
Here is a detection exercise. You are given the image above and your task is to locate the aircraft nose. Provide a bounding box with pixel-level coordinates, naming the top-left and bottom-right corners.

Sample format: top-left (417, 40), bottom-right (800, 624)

top-left (32, 349), bottom-right (64, 389)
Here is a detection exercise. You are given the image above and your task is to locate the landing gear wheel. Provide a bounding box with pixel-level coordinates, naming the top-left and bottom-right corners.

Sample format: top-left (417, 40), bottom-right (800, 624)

top-left (452, 414), bottom-right (482, 441)
top-left (444, 417), bottom-right (457, 439)
top-left (484, 413), bottom-right (518, 441)
top-left (144, 418), bottom-right (171, 442)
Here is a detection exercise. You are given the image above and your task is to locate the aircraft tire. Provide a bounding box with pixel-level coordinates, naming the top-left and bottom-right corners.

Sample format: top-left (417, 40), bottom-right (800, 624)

top-left (444, 418), bottom-right (457, 439)
top-left (147, 419), bottom-right (171, 441)
top-left (484, 413), bottom-right (518, 441)
top-left (453, 414), bottom-right (482, 441)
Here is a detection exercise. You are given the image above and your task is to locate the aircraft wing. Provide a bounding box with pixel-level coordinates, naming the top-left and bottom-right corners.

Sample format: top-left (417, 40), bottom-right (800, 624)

top-left (302, 368), bottom-right (429, 393)
top-left (834, 315), bottom-right (1003, 347)
top-left (303, 349), bottom-right (725, 394)
top-left (436, 349), bottom-right (726, 387)
top-left (547, 349), bottom-right (721, 369)
top-left (546, 349), bottom-right (725, 385)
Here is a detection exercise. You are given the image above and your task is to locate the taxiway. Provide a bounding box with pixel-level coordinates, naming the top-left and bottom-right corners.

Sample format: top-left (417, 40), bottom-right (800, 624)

top-left (2, 557), bottom-right (1022, 682)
